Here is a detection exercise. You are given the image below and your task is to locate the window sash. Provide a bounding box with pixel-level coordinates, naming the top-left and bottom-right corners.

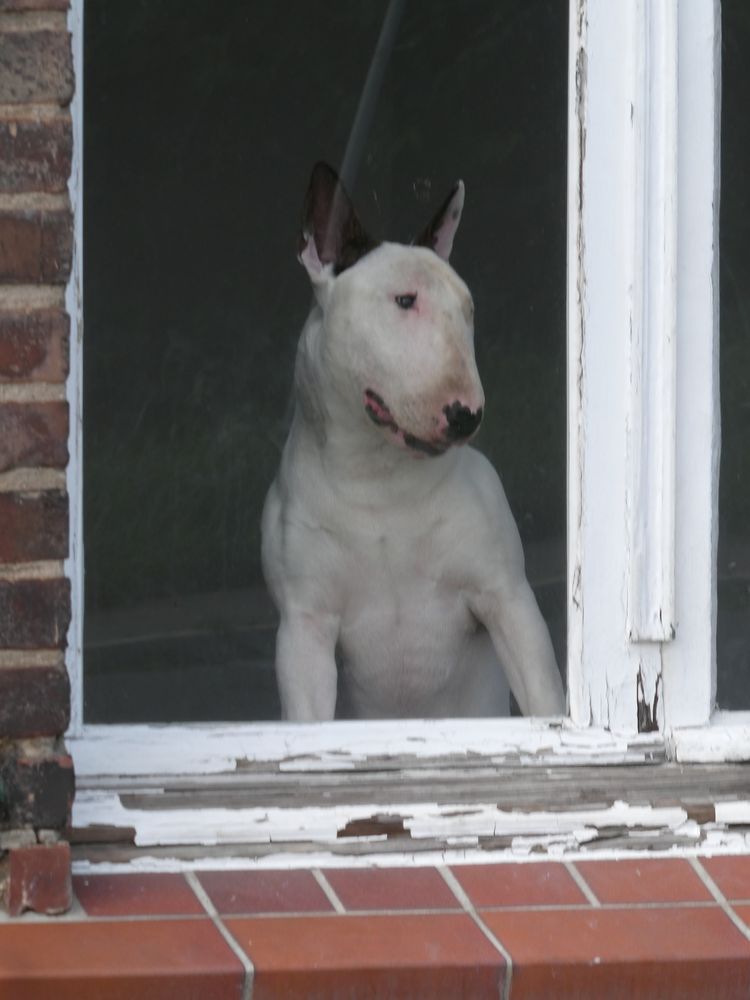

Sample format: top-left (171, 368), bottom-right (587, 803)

top-left (66, 0), bottom-right (742, 846)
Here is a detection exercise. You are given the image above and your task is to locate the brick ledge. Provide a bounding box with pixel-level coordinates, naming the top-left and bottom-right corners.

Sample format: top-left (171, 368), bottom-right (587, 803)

top-left (2, 855), bottom-right (750, 998)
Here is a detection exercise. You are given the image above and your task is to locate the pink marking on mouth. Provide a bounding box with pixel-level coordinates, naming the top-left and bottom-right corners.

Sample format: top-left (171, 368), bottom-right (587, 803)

top-left (363, 388), bottom-right (448, 458)
top-left (363, 389), bottom-right (399, 434)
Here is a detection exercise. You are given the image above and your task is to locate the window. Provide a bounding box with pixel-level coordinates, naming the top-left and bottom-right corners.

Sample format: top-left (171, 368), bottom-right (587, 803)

top-left (66, 0), bottom-right (748, 861)
top-left (79, 0), bottom-right (567, 724)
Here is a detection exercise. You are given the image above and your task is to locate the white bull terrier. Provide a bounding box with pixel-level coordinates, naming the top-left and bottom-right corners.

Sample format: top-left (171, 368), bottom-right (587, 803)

top-left (262, 162), bottom-right (565, 720)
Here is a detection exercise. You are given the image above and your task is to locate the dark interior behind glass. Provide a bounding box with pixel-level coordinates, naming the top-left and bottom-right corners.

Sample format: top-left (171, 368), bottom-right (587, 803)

top-left (718, 0), bottom-right (750, 709)
top-left (83, 1), bottom-right (568, 722)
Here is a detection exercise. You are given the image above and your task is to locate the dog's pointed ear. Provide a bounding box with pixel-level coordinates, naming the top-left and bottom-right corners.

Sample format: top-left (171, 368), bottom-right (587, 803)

top-left (414, 180), bottom-right (465, 261)
top-left (298, 162), bottom-right (377, 283)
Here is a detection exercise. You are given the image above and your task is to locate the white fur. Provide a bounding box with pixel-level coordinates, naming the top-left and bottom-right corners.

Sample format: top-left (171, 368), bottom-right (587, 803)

top-left (261, 173), bottom-right (565, 720)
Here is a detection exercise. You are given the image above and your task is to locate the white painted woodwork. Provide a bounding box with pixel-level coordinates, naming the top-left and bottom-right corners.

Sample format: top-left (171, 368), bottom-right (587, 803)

top-left (570, 0), bottom-right (721, 736)
top-left (661, 0), bottom-right (722, 731)
top-left (671, 713), bottom-right (750, 763)
top-left (70, 719), bottom-right (660, 779)
top-left (568, 0), bottom-right (646, 731)
top-left (626, 0), bottom-right (678, 644)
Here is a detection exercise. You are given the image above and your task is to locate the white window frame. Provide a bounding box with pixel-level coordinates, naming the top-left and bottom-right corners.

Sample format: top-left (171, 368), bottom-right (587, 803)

top-left (65, 0), bottom-right (750, 864)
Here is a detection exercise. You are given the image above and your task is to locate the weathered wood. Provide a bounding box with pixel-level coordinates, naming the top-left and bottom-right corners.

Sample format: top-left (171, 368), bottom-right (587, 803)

top-left (93, 762), bottom-right (750, 813)
top-left (69, 761), bottom-right (750, 869)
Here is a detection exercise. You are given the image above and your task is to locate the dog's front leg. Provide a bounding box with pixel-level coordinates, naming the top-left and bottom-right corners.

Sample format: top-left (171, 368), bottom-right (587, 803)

top-left (472, 582), bottom-right (565, 717)
top-left (275, 611), bottom-right (339, 721)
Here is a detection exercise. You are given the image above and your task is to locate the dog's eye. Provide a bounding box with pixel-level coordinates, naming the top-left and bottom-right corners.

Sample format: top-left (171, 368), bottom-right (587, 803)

top-left (394, 293), bottom-right (417, 310)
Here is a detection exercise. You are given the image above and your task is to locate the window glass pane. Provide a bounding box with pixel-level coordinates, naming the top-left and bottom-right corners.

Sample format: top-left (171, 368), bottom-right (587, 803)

top-left (83, 0), bottom-right (568, 722)
top-left (718, 0), bottom-right (750, 709)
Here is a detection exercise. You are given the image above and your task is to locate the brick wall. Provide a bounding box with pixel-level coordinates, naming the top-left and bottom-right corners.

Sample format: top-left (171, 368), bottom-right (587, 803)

top-left (0, 0), bottom-right (75, 916)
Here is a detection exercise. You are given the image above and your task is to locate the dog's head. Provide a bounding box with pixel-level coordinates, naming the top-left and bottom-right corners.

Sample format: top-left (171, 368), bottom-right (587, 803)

top-left (298, 162), bottom-right (484, 457)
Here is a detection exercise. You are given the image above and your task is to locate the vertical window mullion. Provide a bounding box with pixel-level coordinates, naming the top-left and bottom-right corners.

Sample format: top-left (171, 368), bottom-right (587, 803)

top-left (568, 0), bottom-right (643, 732)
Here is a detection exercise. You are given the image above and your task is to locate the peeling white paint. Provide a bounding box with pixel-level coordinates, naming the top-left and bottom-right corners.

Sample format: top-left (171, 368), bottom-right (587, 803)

top-left (69, 787), bottom-right (750, 876)
top-left (70, 720), bottom-right (661, 780)
top-left (71, 831), bottom-right (750, 877)
top-left (71, 790), bottom-right (698, 850)
top-left (715, 802), bottom-right (750, 826)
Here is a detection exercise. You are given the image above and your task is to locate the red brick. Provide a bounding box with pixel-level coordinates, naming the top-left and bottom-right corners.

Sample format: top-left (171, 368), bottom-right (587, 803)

top-left (0, 919), bottom-right (244, 998)
top-left (0, 117), bottom-right (72, 194)
top-left (74, 873), bottom-right (205, 917)
top-left (228, 913), bottom-right (504, 1000)
top-left (702, 856), bottom-right (750, 901)
top-left (6, 841), bottom-right (71, 915)
top-left (0, 661), bottom-right (70, 736)
top-left (0, 208), bottom-right (73, 283)
top-left (0, 401), bottom-right (68, 471)
top-left (0, 577), bottom-right (71, 648)
top-left (0, 1), bottom-right (69, 10)
top-left (324, 866), bottom-right (460, 912)
top-left (197, 869), bottom-right (333, 915)
top-left (483, 906), bottom-right (750, 1000)
top-left (575, 858), bottom-right (714, 905)
top-left (0, 308), bottom-right (69, 381)
top-left (0, 30), bottom-right (73, 106)
top-left (0, 490), bottom-right (68, 561)
top-left (0, 750), bottom-right (74, 828)
top-left (451, 861), bottom-right (588, 908)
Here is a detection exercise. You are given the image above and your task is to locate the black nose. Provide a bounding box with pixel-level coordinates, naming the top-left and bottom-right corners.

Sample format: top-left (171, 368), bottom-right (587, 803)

top-left (443, 401), bottom-right (483, 440)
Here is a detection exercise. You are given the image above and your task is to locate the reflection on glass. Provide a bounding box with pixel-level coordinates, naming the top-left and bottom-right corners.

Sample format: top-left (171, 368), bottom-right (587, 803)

top-left (83, 1), bottom-right (568, 722)
top-left (718, 0), bottom-right (750, 709)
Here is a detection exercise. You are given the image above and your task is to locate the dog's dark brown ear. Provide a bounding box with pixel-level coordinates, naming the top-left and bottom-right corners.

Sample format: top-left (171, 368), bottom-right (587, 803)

top-left (414, 180), bottom-right (465, 261)
top-left (298, 162), bottom-right (378, 277)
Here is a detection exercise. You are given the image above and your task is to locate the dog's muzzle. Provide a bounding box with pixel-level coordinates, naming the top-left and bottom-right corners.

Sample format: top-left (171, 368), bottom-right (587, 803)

top-left (364, 389), bottom-right (481, 457)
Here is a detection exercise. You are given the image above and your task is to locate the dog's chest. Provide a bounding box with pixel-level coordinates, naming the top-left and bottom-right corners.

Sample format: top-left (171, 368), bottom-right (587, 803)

top-left (336, 519), bottom-right (478, 703)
